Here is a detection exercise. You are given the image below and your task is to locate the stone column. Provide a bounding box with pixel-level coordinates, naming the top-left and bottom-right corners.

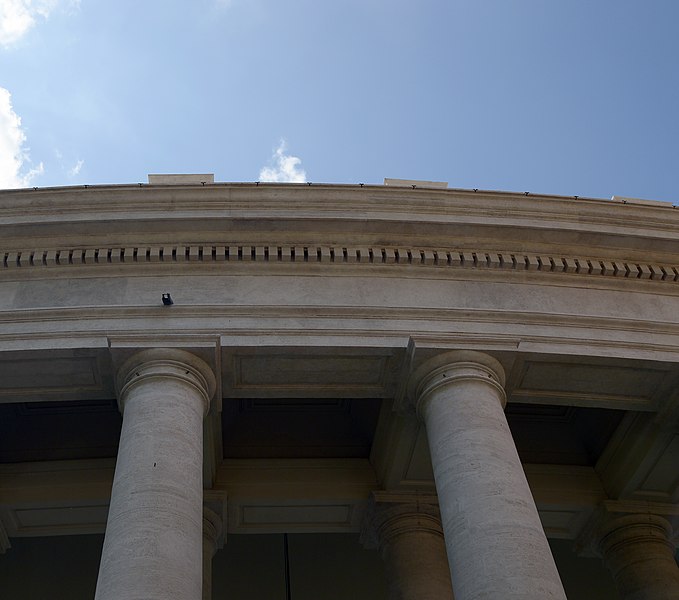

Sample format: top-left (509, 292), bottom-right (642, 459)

top-left (95, 349), bottom-right (216, 600)
top-left (599, 514), bottom-right (679, 600)
top-left (408, 350), bottom-right (566, 600)
top-left (367, 496), bottom-right (454, 600)
top-left (202, 508), bottom-right (223, 600)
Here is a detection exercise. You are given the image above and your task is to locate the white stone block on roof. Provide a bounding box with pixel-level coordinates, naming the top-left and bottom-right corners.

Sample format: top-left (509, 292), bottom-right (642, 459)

top-left (148, 173), bottom-right (214, 185)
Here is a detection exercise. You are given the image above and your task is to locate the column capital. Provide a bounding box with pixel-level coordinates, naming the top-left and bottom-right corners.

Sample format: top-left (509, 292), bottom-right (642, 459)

top-left (116, 348), bottom-right (217, 416)
top-left (362, 492), bottom-right (443, 549)
top-left (599, 513), bottom-right (675, 557)
top-left (0, 518), bottom-right (10, 553)
top-left (589, 508), bottom-right (679, 599)
top-left (406, 350), bottom-right (506, 418)
top-left (578, 500), bottom-right (679, 556)
top-left (202, 505), bottom-right (224, 600)
top-left (362, 491), bottom-right (454, 600)
top-left (203, 506), bottom-right (224, 554)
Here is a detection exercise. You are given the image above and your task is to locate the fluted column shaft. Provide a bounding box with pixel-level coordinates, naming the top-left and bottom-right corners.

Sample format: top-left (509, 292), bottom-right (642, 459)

top-left (600, 514), bottom-right (679, 600)
top-left (95, 349), bottom-right (216, 600)
top-left (410, 351), bottom-right (566, 600)
top-left (375, 504), bottom-right (454, 600)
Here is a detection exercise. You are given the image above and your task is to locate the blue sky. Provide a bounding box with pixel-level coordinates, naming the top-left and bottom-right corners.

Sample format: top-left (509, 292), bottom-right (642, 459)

top-left (1, 1), bottom-right (677, 202)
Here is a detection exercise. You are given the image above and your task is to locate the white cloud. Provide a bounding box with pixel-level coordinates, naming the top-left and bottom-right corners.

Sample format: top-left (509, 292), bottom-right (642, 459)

top-left (258, 140), bottom-right (307, 183)
top-left (0, 86), bottom-right (43, 189)
top-left (68, 158), bottom-right (83, 177)
top-left (0, 0), bottom-right (79, 47)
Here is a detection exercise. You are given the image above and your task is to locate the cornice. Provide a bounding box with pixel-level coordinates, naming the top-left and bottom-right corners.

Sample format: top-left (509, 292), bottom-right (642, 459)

top-left (1, 184), bottom-right (678, 250)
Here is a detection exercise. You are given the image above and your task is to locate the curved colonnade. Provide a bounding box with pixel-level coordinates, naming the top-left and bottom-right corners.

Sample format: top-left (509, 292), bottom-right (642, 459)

top-left (1, 183), bottom-right (679, 599)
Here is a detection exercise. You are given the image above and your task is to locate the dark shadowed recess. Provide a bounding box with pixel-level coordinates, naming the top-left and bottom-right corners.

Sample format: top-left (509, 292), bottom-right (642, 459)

top-left (506, 403), bottom-right (625, 466)
top-left (222, 398), bottom-right (382, 459)
top-left (0, 399), bottom-right (122, 463)
top-left (0, 397), bottom-right (625, 468)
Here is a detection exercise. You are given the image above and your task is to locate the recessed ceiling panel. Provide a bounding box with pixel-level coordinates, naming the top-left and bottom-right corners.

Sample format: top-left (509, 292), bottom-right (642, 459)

top-left (509, 359), bottom-right (669, 410)
top-left (0, 350), bottom-right (113, 403)
top-left (223, 349), bottom-right (400, 398)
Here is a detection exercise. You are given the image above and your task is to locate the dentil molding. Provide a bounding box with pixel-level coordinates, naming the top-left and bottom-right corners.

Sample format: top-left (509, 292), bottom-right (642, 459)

top-left (3, 244), bottom-right (678, 283)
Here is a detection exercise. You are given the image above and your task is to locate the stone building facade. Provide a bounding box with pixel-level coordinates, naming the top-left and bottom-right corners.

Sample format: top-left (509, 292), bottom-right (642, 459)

top-left (1, 180), bottom-right (678, 599)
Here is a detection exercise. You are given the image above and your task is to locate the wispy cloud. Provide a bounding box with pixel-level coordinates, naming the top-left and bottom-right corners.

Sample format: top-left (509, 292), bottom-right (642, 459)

top-left (259, 140), bottom-right (307, 183)
top-left (0, 86), bottom-right (43, 189)
top-left (68, 158), bottom-right (84, 177)
top-left (0, 0), bottom-right (79, 47)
